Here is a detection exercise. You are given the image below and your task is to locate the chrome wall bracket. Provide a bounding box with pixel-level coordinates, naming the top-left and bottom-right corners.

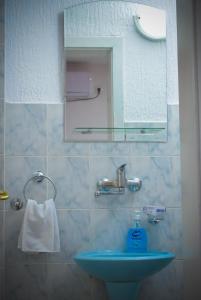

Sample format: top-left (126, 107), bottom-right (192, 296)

top-left (10, 198), bottom-right (23, 210)
top-left (10, 171), bottom-right (57, 210)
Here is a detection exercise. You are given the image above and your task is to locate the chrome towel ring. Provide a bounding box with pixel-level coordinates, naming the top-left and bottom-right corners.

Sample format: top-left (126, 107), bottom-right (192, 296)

top-left (23, 171), bottom-right (57, 202)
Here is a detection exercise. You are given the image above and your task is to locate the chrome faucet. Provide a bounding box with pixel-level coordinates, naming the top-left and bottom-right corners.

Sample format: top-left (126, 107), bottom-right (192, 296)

top-left (95, 164), bottom-right (142, 197)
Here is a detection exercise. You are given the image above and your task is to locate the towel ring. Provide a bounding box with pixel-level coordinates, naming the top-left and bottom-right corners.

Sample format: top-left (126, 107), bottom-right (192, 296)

top-left (23, 171), bottom-right (57, 202)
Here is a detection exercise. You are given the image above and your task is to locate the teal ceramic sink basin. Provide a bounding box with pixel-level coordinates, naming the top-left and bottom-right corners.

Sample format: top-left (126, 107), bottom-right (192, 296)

top-left (74, 250), bottom-right (175, 300)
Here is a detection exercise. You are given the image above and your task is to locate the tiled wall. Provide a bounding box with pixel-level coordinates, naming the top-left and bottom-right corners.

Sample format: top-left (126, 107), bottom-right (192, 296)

top-left (2, 0), bottom-right (183, 299)
top-left (2, 103), bottom-right (183, 300)
top-left (0, 0), bottom-right (4, 299)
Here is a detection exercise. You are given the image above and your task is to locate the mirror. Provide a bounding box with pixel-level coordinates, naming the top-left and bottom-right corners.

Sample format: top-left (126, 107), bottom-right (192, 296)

top-left (64, 1), bottom-right (167, 142)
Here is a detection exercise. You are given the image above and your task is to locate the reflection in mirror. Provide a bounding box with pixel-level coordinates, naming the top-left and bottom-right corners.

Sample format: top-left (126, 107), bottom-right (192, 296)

top-left (64, 1), bottom-right (167, 142)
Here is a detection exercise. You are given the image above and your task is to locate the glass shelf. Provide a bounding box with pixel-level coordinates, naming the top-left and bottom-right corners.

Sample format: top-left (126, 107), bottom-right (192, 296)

top-left (74, 127), bottom-right (165, 135)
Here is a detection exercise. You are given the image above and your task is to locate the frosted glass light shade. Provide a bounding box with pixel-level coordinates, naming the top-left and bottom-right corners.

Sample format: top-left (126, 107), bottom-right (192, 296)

top-left (134, 5), bottom-right (166, 41)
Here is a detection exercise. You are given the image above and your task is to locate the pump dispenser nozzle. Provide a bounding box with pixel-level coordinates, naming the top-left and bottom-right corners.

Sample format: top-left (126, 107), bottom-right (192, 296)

top-left (134, 210), bottom-right (142, 228)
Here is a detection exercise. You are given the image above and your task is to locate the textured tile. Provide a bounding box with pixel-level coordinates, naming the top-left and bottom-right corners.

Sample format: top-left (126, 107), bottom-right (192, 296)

top-left (139, 260), bottom-right (183, 300)
top-left (47, 104), bottom-right (89, 156)
top-left (5, 104), bottom-right (46, 155)
top-left (5, 210), bottom-right (47, 264)
top-left (0, 48), bottom-right (4, 101)
top-left (0, 0), bottom-right (4, 23)
top-left (90, 142), bottom-right (130, 156)
top-left (0, 267), bottom-right (4, 300)
top-left (6, 264), bottom-right (48, 300)
top-left (92, 278), bottom-right (108, 300)
top-left (5, 156), bottom-right (47, 208)
top-left (48, 157), bottom-right (90, 209)
top-left (0, 211), bottom-right (3, 267)
top-left (146, 208), bottom-right (183, 258)
top-left (0, 103), bottom-right (3, 154)
top-left (0, 155), bottom-right (4, 211)
top-left (91, 209), bottom-right (132, 251)
top-left (130, 105), bottom-right (180, 156)
top-left (47, 210), bottom-right (91, 263)
top-left (129, 156), bottom-right (181, 207)
top-left (0, 17), bottom-right (4, 47)
top-left (46, 264), bottom-right (92, 300)
top-left (90, 156), bottom-right (135, 208)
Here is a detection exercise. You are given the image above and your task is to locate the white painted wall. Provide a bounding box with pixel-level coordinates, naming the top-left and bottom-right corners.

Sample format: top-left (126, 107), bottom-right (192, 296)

top-left (5, 0), bottom-right (178, 105)
top-left (65, 61), bottom-right (112, 141)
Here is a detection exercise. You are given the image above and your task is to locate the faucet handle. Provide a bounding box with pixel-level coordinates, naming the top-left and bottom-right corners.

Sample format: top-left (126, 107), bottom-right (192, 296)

top-left (117, 164), bottom-right (127, 187)
top-left (118, 164), bottom-right (127, 171)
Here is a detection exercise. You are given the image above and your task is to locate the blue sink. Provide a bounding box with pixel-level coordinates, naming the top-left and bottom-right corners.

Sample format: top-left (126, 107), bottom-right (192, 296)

top-left (74, 250), bottom-right (175, 300)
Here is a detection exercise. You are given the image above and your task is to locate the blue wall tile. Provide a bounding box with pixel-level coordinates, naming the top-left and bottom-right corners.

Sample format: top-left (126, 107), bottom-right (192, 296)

top-left (90, 142), bottom-right (130, 156)
top-left (91, 209), bottom-right (132, 251)
top-left (3, 103), bottom-right (182, 300)
top-left (47, 210), bottom-right (91, 263)
top-left (129, 156), bottom-right (181, 208)
top-left (5, 104), bottom-right (47, 155)
top-left (47, 104), bottom-right (89, 156)
top-left (130, 105), bottom-right (180, 156)
top-left (48, 157), bottom-right (90, 209)
top-left (0, 267), bottom-right (4, 300)
top-left (0, 103), bottom-right (3, 155)
top-left (139, 260), bottom-right (183, 300)
top-left (46, 264), bottom-right (92, 300)
top-left (6, 264), bottom-right (48, 300)
top-left (5, 210), bottom-right (47, 265)
top-left (0, 212), bottom-right (3, 267)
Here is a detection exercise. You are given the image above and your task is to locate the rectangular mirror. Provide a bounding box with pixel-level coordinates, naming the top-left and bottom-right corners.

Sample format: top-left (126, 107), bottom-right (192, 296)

top-left (64, 1), bottom-right (167, 142)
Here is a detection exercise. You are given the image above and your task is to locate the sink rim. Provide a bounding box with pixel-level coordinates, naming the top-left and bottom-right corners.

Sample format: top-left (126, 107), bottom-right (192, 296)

top-left (74, 250), bottom-right (175, 261)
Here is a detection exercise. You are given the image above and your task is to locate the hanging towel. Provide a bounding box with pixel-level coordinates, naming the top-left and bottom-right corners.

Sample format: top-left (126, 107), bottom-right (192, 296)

top-left (18, 199), bottom-right (60, 253)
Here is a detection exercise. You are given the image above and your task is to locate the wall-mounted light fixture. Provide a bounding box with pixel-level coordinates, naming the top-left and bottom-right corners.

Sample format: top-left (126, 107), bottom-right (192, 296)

top-left (134, 5), bottom-right (166, 41)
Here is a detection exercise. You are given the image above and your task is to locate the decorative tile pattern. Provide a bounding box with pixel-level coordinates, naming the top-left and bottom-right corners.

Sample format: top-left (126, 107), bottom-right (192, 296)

top-left (0, 212), bottom-right (4, 267)
top-left (6, 264), bottom-right (48, 300)
top-left (91, 209), bottom-right (131, 251)
top-left (0, 155), bottom-right (4, 210)
top-left (5, 210), bottom-right (47, 265)
top-left (130, 105), bottom-right (180, 156)
top-left (92, 278), bottom-right (108, 300)
top-left (0, 267), bottom-right (4, 300)
top-left (139, 260), bottom-right (183, 300)
top-left (3, 103), bottom-right (182, 300)
top-left (0, 103), bottom-right (3, 154)
top-left (0, 48), bottom-right (4, 101)
top-left (47, 210), bottom-right (91, 263)
top-left (90, 142), bottom-right (130, 156)
top-left (48, 156), bottom-right (90, 209)
top-left (46, 264), bottom-right (92, 300)
top-left (129, 156), bottom-right (181, 208)
top-left (47, 104), bottom-right (89, 156)
top-left (5, 104), bottom-right (46, 155)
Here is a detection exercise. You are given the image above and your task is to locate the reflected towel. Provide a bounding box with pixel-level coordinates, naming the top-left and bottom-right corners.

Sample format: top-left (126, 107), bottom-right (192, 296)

top-left (18, 199), bottom-right (60, 253)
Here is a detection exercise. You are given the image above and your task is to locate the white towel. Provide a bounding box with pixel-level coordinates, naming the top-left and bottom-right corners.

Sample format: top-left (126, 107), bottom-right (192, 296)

top-left (18, 199), bottom-right (60, 253)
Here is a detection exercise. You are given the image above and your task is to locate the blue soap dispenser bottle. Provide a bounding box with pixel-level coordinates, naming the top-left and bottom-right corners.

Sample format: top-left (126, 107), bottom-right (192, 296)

top-left (126, 210), bottom-right (147, 253)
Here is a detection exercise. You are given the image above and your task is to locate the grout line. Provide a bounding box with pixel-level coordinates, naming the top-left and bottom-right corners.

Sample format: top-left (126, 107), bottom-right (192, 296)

top-left (4, 206), bottom-right (183, 213)
top-left (3, 154), bottom-right (181, 158)
top-left (5, 258), bottom-right (184, 267)
top-left (46, 104), bottom-right (48, 200)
